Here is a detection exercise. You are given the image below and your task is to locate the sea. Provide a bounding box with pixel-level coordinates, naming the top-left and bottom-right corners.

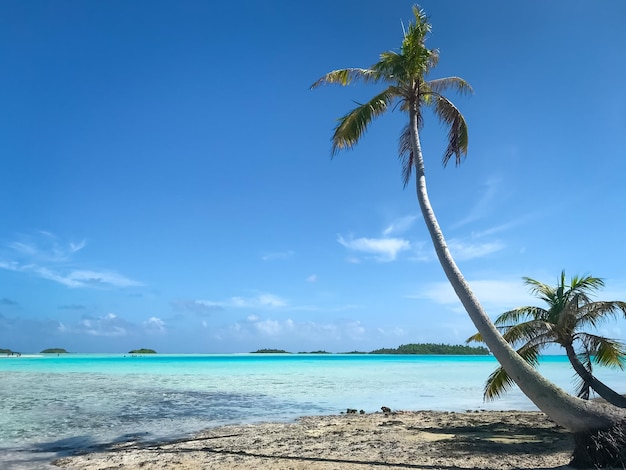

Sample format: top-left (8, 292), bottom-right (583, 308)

top-left (1, 353), bottom-right (625, 469)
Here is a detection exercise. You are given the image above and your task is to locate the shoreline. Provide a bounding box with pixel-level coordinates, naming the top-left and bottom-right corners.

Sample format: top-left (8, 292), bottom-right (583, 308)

top-left (53, 409), bottom-right (575, 469)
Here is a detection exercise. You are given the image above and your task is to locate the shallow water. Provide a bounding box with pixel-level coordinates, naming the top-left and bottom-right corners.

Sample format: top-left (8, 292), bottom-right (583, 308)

top-left (1, 354), bottom-right (624, 469)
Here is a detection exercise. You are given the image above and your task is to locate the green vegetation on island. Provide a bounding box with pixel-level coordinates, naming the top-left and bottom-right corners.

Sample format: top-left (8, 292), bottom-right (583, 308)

top-left (251, 348), bottom-right (290, 354)
top-left (41, 348), bottom-right (68, 354)
top-left (129, 348), bottom-right (156, 354)
top-left (369, 343), bottom-right (489, 355)
top-left (1, 348), bottom-right (17, 354)
top-left (252, 344), bottom-right (488, 355)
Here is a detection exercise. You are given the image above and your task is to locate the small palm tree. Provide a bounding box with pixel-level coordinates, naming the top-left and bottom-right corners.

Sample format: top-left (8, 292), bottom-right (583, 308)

top-left (468, 272), bottom-right (626, 407)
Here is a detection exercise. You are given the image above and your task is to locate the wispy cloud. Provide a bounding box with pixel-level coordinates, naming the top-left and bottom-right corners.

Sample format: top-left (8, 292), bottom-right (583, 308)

top-left (447, 239), bottom-right (505, 261)
top-left (383, 215), bottom-right (418, 236)
top-left (171, 299), bottom-right (223, 316)
top-left (306, 274), bottom-right (317, 283)
top-left (337, 234), bottom-right (410, 262)
top-left (177, 293), bottom-right (289, 313)
top-left (217, 316), bottom-right (369, 342)
top-left (410, 278), bottom-right (536, 313)
top-left (452, 177), bottom-right (501, 228)
top-left (231, 293), bottom-right (287, 308)
top-left (0, 232), bottom-right (141, 289)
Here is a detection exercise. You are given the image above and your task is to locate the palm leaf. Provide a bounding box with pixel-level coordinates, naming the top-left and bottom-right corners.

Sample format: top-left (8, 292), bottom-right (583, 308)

top-left (427, 77), bottom-right (473, 96)
top-left (484, 366), bottom-right (515, 401)
top-left (310, 68), bottom-right (378, 89)
top-left (576, 301), bottom-right (626, 330)
top-left (398, 124), bottom-right (414, 187)
top-left (578, 333), bottom-right (626, 369)
top-left (483, 344), bottom-right (540, 400)
top-left (494, 306), bottom-right (546, 326)
top-left (466, 331), bottom-right (483, 343)
top-left (428, 94), bottom-right (468, 167)
top-left (331, 88), bottom-right (397, 155)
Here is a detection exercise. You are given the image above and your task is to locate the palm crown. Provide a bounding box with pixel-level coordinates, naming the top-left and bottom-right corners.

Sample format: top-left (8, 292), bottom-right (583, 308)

top-left (468, 271), bottom-right (626, 401)
top-left (310, 5), bottom-right (473, 185)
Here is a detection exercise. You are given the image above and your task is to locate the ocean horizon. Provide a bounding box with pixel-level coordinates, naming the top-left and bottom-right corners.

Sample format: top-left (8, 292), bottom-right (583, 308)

top-left (2, 353), bottom-right (625, 469)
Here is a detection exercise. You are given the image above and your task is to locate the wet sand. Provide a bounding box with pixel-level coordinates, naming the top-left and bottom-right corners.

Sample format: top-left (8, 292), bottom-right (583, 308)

top-left (53, 410), bottom-right (575, 469)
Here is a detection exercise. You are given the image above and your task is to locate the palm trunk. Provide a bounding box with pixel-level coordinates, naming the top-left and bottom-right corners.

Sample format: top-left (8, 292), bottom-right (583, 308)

top-left (564, 342), bottom-right (626, 408)
top-left (407, 105), bottom-right (626, 435)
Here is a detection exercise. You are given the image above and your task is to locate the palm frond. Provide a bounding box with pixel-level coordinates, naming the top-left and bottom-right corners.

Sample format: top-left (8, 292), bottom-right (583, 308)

top-left (427, 77), bottom-right (473, 96)
top-left (484, 366), bottom-right (516, 401)
top-left (398, 124), bottom-right (414, 187)
top-left (331, 87), bottom-right (397, 155)
top-left (310, 68), bottom-right (378, 89)
top-left (429, 94), bottom-right (469, 166)
top-left (523, 277), bottom-right (556, 305)
top-left (576, 301), bottom-right (626, 330)
top-left (494, 306), bottom-right (546, 326)
top-left (569, 274), bottom-right (604, 295)
top-left (466, 331), bottom-right (483, 343)
top-left (373, 51), bottom-right (413, 86)
top-left (483, 344), bottom-right (540, 401)
top-left (502, 324), bottom-right (554, 349)
top-left (578, 333), bottom-right (626, 369)
top-left (573, 374), bottom-right (592, 400)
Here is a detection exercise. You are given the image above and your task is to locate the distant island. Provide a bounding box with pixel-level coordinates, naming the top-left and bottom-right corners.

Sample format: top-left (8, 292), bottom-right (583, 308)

top-left (41, 348), bottom-right (68, 354)
top-left (251, 344), bottom-right (489, 355)
top-left (129, 348), bottom-right (156, 354)
top-left (1, 348), bottom-right (19, 355)
top-left (251, 348), bottom-right (289, 354)
top-left (370, 343), bottom-right (489, 355)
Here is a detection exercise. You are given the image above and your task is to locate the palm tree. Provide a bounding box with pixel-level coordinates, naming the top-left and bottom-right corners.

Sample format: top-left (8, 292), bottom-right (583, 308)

top-left (468, 272), bottom-right (626, 408)
top-left (312, 5), bottom-right (626, 467)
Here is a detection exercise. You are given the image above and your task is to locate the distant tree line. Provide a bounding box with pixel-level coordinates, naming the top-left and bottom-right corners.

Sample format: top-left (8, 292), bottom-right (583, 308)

top-left (252, 344), bottom-right (489, 355)
top-left (369, 343), bottom-right (489, 355)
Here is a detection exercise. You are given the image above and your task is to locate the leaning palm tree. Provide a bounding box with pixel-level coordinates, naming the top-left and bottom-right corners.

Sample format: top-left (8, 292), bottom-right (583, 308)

top-left (467, 272), bottom-right (626, 407)
top-left (312, 5), bottom-right (626, 467)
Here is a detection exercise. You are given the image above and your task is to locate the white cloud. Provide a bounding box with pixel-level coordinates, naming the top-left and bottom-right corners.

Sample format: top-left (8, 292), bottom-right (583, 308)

top-left (76, 313), bottom-right (130, 337)
top-left (144, 316), bottom-right (166, 332)
top-left (200, 293), bottom-right (289, 310)
top-left (447, 239), bottom-right (505, 261)
top-left (219, 316), bottom-right (370, 343)
top-left (306, 274), bottom-right (318, 283)
top-left (0, 232), bottom-right (140, 289)
top-left (337, 234), bottom-right (410, 262)
top-left (383, 215), bottom-right (418, 236)
top-left (66, 270), bottom-right (143, 288)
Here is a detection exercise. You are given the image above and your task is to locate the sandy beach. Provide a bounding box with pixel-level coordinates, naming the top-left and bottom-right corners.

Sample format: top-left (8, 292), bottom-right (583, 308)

top-left (53, 410), bottom-right (575, 469)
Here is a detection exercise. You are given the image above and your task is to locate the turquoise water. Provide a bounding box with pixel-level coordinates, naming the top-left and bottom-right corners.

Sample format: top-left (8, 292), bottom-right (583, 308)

top-left (1, 354), bottom-right (625, 469)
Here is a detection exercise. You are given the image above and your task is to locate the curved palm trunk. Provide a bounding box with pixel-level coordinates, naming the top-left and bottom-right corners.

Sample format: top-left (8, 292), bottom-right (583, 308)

top-left (563, 342), bottom-right (626, 408)
top-left (407, 106), bottom-right (626, 434)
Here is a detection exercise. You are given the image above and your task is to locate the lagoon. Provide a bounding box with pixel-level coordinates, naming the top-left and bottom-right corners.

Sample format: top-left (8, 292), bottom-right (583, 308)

top-left (1, 354), bottom-right (625, 469)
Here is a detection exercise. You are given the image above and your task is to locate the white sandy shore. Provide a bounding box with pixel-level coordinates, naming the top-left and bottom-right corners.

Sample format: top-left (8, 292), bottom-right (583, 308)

top-left (53, 410), bottom-right (575, 469)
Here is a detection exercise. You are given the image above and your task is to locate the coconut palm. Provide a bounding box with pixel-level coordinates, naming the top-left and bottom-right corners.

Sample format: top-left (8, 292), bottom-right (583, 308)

top-left (467, 272), bottom-right (626, 407)
top-left (312, 5), bottom-right (626, 467)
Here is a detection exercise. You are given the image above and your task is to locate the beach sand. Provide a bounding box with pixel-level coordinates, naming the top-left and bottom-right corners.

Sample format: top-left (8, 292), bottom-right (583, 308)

top-left (53, 410), bottom-right (575, 469)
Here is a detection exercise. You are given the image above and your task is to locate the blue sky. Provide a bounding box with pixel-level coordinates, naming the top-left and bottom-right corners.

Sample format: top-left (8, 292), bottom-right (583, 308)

top-left (1, 1), bottom-right (625, 353)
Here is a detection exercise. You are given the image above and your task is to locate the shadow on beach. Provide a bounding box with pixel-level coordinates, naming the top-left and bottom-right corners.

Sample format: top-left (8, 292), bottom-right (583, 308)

top-left (52, 410), bottom-right (575, 470)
